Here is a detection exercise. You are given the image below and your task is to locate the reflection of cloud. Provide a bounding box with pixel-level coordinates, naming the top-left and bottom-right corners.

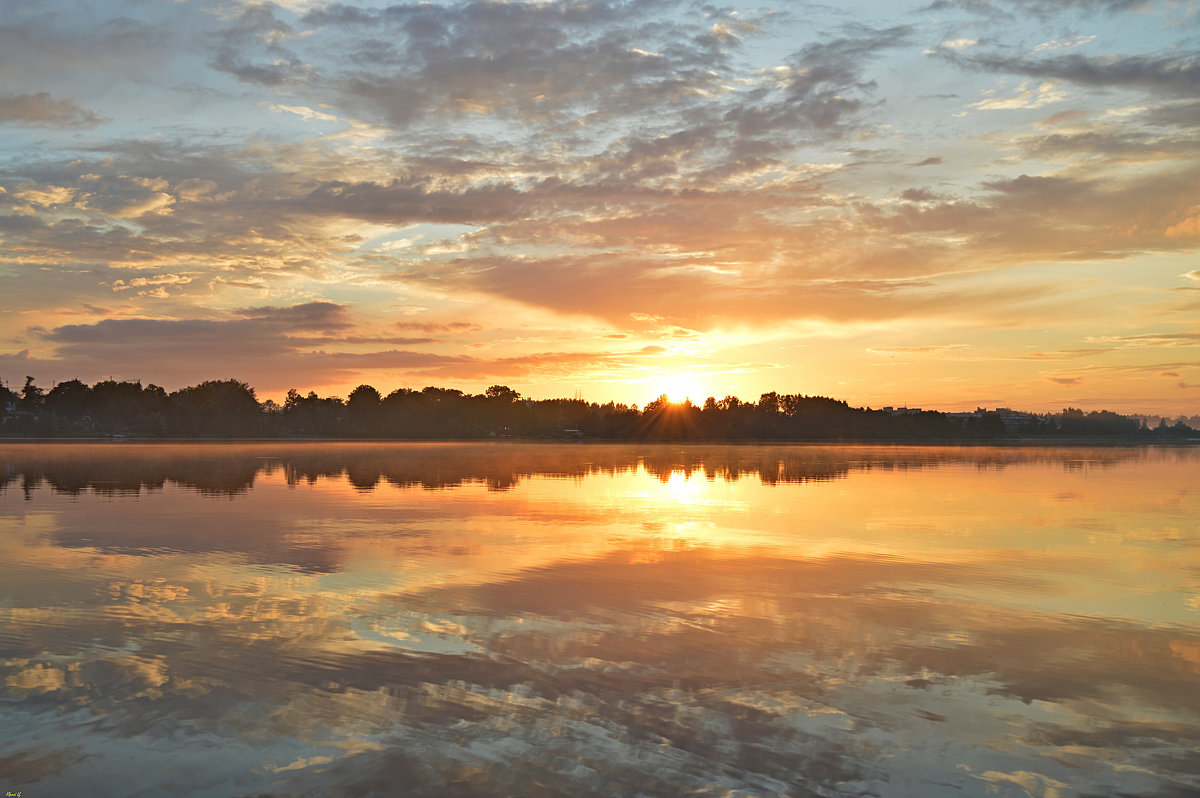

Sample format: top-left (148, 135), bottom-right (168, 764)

top-left (3, 443), bottom-right (1198, 796)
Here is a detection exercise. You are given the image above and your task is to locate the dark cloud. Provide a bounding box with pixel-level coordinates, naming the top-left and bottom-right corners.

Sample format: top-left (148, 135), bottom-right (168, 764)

top-left (937, 49), bottom-right (1200, 98)
top-left (15, 305), bottom-right (679, 391)
top-left (0, 150), bottom-right (355, 286)
top-left (287, 335), bottom-right (437, 346)
top-left (1016, 129), bottom-right (1200, 161)
top-left (394, 321), bottom-right (482, 333)
top-left (900, 188), bottom-right (939, 201)
top-left (866, 162), bottom-right (1200, 265)
top-left (209, 51), bottom-right (310, 87)
top-left (234, 301), bottom-right (352, 330)
top-left (301, 4), bottom-right (379, 27)
top-left (25, 304), bottom-right (371, 389)
top-left (723, 25), bottom-right (914, 140)
top-left (921, 0), bottom-right (1151, 18)
top-left (287, 0), bottom-right (736, 130)
top-left (207, 2), bottom-right (308, 87)
top-left (299, 178), bottom-right (532, 225)
top-left (1143, 101), bottom-right (1200, 128)
top-left (0, 92), bottom-right (103, 127)
top-left (0, 6), bottom-right (172, 87)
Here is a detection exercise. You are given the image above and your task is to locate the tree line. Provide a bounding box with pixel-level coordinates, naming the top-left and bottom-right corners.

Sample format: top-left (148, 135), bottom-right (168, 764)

top-left (1, 375), bottom-right (1195, 441)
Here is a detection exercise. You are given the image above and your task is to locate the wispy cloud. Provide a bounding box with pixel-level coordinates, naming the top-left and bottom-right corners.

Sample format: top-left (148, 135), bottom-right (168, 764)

top-left (1032, 35), bottom-right (1096, 54)
top-left (969, 80), bottom-right (1066, 110)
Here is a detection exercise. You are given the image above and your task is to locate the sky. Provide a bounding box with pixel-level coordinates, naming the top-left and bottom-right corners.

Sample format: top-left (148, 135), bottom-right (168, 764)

top-left (1, 0), bottom-right (1198, 413)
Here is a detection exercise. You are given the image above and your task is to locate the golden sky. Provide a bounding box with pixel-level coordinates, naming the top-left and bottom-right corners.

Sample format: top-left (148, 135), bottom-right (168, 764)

top-left (1, 0), bottom-right (1199, 412)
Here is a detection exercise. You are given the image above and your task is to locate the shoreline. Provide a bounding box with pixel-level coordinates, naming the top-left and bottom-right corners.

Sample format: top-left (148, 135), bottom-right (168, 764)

top-left (2, 436), bottom-right (1197, 446)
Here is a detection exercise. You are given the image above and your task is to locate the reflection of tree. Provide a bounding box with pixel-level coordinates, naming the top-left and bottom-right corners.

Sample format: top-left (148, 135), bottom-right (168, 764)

top-left (0, 443), bottom-right (1155, 500)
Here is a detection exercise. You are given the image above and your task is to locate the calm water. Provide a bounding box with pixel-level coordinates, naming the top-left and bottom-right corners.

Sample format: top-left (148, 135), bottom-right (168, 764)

top-left (1, 443), bottom-right (1198, 797)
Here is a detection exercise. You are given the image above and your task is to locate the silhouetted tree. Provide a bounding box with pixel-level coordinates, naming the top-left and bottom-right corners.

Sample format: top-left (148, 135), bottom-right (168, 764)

top-left (0, 382), bottom-right (18, 413)
top-left (485, 385), bottom-right (520, 402)
top-left (44, 379), bottom-right (92, 425)
top-left (346, 384), bottom-right (383, 435)
top-left (3, 372), bottom-right (1195, 441)
top-left (281, 388), bottom-right (344, 436)
top-left (170, 379), bottom-right (261, 436)
top-left (19, 376), bottom-right (44, 413)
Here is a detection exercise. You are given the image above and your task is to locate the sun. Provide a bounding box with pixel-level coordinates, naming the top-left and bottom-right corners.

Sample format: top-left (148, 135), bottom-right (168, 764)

top-left (657, 375), bottom-right (707, 405)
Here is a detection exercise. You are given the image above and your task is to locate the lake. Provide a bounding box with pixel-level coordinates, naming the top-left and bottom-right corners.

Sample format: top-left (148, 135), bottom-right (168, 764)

top-left (1, 442), bottom-right (1198, 797)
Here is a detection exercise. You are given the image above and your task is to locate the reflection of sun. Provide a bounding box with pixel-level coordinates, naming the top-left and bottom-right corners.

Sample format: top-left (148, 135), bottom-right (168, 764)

top-left (663, 469), bottom-right (707, 505)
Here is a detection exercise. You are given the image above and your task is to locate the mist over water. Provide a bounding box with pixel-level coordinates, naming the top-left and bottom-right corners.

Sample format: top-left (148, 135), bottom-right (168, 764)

top-left (2, 443), bottom-right (1198, 797)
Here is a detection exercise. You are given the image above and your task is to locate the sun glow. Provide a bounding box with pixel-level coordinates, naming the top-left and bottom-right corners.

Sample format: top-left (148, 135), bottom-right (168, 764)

top-left (655, 375), bottom-right (708, 405)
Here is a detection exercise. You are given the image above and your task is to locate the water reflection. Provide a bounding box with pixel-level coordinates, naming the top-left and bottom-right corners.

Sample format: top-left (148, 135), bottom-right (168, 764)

top-left (0, 441), bottom-right (1156, 496)
top-left (1, 443), bottom-right (1198, 797)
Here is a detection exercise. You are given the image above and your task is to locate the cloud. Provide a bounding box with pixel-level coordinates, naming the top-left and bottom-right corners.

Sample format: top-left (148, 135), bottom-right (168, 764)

top-left (290, 0), bottom-right (743, 130)
top-left (1166, 209), bottom-right (1200, 238)
top-left (269, 104), bottom-right (339, 123)
top-left (867, 163), bottom-right (1200, 265)
top-left (394, 321), bottom-right (483, 334)
top-left (722, 24), bottom-right (914, 140)
top-left (1023, 349), bottom-right (1113, 360)
top-left (13, 183), bottom-right (77, 206)
top-left (2, 0), bottom-right (1200, 412)
top-left (110, 274), bottom-right (194, 297)
top-left (1013, 127), bottom-right (1200, 163)
top-left (1087, 332), bottom-right (1200, 347)
top-left (922, 0), bottom-right (1153, 19)
top-left (900, 188), bottom-right (939, 202)
top-left (384, 253), bottom-right (1061, 330)
top-left (16, 302), bottom-right (685, 393)
top-left (0, 92), bottom-right (103, 127)
top-left (234, 301), bottom-right (352, 330)
top-left (25, 311), bottom-right (439, 391)
top-left (969, 81), bottom-right (1066, 111)
top-left (1032, 35), bottom-right (1096, 54)
top-left (867, 345), bottom-right (972, 354)
top-left (937, 49), bottom-right (1200, 99)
